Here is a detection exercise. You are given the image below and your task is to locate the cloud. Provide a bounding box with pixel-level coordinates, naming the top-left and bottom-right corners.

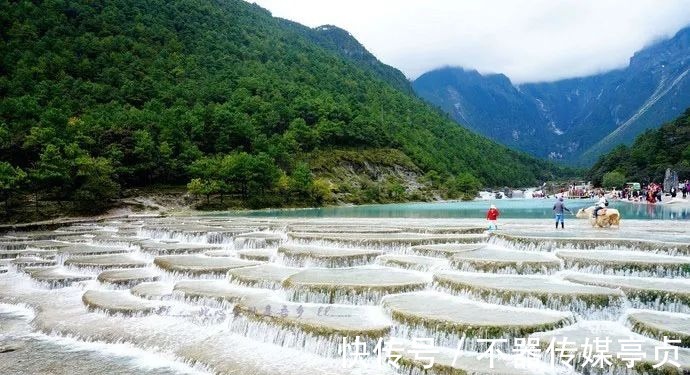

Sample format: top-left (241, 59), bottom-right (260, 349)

top-left (248, 0), bottom-right (690, 83)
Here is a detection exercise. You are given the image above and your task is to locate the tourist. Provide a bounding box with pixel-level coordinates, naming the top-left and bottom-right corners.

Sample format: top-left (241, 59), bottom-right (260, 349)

top-left (670, 186), bottom-right (677, 198)
top-left (685, 180), bottom-right (690, 199)
top-left (644, 184), bottom-right (652, 203)
top-left (553, 197), bottom-right (571, 229)
top-left (593, 196), bottom-right (607, 218)
top-left (486, 204), bottom-right (499, 230)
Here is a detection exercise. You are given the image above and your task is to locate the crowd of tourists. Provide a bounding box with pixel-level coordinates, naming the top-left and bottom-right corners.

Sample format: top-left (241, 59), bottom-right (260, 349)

top-left (618, 182), bottom-right (662, 203)
top-left (486, 179), bottom-right (690, 230)
top-left (618, 180), bottom-right (690, 203)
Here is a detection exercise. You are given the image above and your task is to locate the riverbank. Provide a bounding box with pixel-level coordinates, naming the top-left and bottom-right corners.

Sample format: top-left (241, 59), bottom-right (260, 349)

top-left (0, 183), bottom-right (452, 226)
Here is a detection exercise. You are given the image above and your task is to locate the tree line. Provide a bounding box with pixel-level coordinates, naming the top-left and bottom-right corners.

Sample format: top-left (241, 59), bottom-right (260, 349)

top-left (588, 108), bottom-right (690, 187)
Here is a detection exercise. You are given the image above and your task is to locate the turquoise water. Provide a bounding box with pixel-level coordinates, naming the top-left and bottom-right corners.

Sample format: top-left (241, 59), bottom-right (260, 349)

top-left (234, 199), bottom-right (690, 220)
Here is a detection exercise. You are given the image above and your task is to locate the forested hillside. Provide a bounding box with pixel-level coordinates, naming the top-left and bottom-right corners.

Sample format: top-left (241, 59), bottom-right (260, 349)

top-left (0, 0), bottom-right (566, 216)
top-left (588, 108), bottom-right (690, 186)
top-left (278, 22), bottom-right (413, 94)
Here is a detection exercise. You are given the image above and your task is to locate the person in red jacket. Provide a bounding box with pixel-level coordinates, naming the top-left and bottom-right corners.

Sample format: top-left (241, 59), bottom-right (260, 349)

top-left (486, 204), bottom-right (499, 230)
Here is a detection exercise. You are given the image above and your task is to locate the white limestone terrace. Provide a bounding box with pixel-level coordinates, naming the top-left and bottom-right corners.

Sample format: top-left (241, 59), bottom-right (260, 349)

top-left (375, 254), bottom-right (450, 271)
top-left (172, 279), bottom-right (274, 305)
top-left (433, 271), bottom-right (624, 316)
top-left (562, 272), bottom-right (690, 311)
top-left (392, 339), bottom-right (572, 375)
top-left (153, 254), bottom-right (261, 275)
top-left (64, 253), bottom-right (150, 269)
top-left (449, 244), bottom-right (562, 274)
top-left (0, 239), bottom-right (70, 250)
top-left (555, 249), bottom-right (690, 277)
top-left (277, 243), bottom-right (383, 267)
top-left (288, 231), bottom-right (488, 248)
top-left (381, 291), bottom-right (574, 344)
top-left (231, 295), bottom-right (393, 346)
top-left (626, 309), bottom-right (690, 348)
top-left (491, 230), bottom-right (690, 255)
top-left (203, 249), bottom-right (236, 257)
top-left (130, 281), bottom-right (174, 300)
top-left (82, 289), bottom-right (166, 315)
top-left (0, 248), bottom-right (58, 259)
top-left (236, 248), bottom-right (277, 261)
top-left (233, 232), bottom-right (284, 249)
top-left (530, 321), bottom-right (690, 373)
top-left (97, 268), bottom-right (160, 285)
top-left (410, 243), bottom-right (486, 258)
top-left (0, 275), bottom-right (390, 375)
top-left (10, 256), bottom-right (57, 268)
top-left (487, 219), bottom-right (690, 243)
top-left (286, 224), bottom-right (404, 233)
top-left (227, 263), bottom-right (301, 289)
top-left (57, 244), bottom-right (134, 256)
top-left (139, 241), bottom-right (224, 255)
top-left (1, 215), bottom-right (690, 375)
top-left (91, 234), bottom-right (148, 247)
top-left (22, 266), bottom-right (93, 284)
top-left (283, 266), bottom-right (431, 304)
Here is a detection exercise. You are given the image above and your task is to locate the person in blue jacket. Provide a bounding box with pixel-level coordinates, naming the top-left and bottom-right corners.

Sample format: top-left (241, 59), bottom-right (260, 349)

top-left (553, 197), bottom-right (572, 229)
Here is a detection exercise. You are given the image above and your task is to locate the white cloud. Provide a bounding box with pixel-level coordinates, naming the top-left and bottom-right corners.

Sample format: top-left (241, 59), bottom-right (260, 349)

top-left (248, 0), bottom-right (690, 83)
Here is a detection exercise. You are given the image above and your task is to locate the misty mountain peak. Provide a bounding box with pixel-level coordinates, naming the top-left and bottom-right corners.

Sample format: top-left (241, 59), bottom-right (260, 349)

top-left (413, 26), bottom-right (690, 166)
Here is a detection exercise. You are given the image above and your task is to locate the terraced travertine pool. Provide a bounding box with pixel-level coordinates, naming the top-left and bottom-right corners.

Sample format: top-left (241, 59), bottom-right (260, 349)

top-left (1, 216), bottom-right (689, 375)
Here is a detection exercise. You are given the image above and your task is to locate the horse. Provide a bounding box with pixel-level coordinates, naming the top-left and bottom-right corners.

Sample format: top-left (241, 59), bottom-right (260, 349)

top-left (576, 206), bottom-right (594, 219)
top-left (589, 208), bottom-right (620, 228)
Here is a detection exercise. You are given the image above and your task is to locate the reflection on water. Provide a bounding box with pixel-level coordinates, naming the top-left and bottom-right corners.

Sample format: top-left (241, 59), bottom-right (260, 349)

top-left (231, 199), bottom-right (690, 220)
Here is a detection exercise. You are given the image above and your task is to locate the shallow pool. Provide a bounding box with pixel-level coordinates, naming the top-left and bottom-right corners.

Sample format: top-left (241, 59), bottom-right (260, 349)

top-left (230, 199), bottom-right (690, 220)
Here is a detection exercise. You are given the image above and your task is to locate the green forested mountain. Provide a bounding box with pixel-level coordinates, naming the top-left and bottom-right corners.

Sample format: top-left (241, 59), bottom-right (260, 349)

top-left (279, 22), bottom-right (413, 94)
top-left (0, 0), bottom-right (565, 213)
top-left (588, 108), bottom-right (690, 185)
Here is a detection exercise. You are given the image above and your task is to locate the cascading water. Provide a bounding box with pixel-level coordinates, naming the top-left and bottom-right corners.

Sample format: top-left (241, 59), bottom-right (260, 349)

top-left (1, 216), bottom-right (689, 374)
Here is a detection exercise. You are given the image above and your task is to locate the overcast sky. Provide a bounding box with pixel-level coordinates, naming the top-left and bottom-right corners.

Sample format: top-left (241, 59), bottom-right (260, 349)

top-left (249, 0), bottom-right (690, 83)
